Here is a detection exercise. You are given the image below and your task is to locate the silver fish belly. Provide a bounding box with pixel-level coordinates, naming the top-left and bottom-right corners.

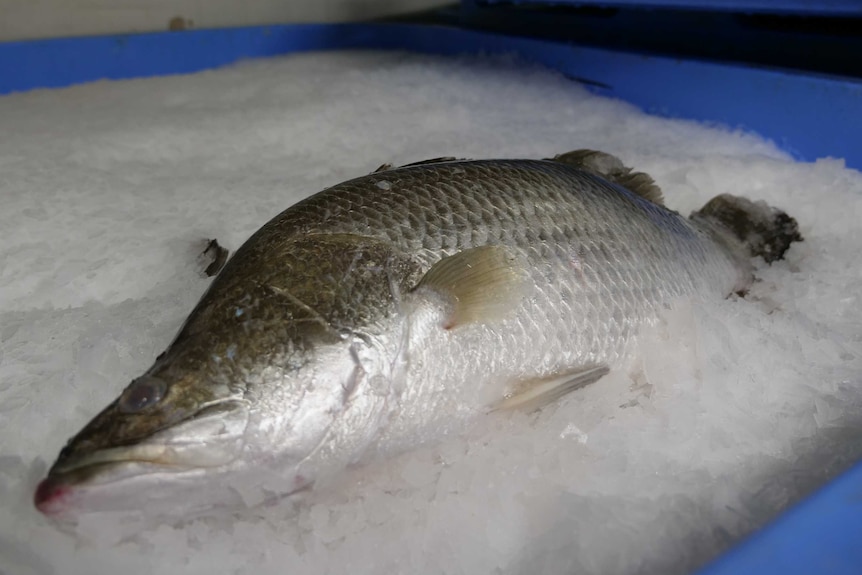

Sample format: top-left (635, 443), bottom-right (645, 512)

top-left (35, 151), bottom-right (801, 516)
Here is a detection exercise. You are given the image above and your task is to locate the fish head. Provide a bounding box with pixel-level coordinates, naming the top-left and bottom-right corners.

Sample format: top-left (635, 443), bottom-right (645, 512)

top-left (36, 239), bottom-right (406, 518)
top-left (33, 348), bottom-right (256, 517)
top-left (34, 338), bottom-right (366, 518)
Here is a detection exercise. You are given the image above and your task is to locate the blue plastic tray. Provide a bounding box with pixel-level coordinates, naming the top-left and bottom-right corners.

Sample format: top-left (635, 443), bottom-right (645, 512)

top-left (2, 23), bottom-right (860, 169)
top-left (457, 1), bottom-right (862, 79)
top-left (1, 21), bottom-right (861, 575)
top-left (472, 0), bottom-right (862, 15)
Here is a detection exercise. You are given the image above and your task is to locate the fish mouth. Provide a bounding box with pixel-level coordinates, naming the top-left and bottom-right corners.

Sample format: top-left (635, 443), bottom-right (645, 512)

top-left (35, 458), bottom-right (170, 516)
top-left (35, 401), bottom-right (250, 516)
top-left (50, 443), bottom-right (182, 477)
top-left (35, 454), bottom-right (189, 516)
top-left (34, 444), bottom-right (236, 516)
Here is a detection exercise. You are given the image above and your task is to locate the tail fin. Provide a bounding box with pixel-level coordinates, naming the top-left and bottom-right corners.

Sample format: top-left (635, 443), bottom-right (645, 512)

top-left (692, 194), bottom-right (802, 263)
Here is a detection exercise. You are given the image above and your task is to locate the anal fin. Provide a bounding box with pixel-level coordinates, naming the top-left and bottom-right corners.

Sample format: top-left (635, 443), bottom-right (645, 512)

top-left (494, 365), bottom-right (610, 412)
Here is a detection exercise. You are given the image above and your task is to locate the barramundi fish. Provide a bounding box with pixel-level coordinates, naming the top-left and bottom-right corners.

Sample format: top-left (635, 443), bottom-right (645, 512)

top-left (35, 150), bottom-right (802, 516)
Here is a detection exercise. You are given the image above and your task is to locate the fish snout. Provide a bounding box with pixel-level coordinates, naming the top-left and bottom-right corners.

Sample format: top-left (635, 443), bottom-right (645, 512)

top-left (34, 475), bottom-right (74, 516)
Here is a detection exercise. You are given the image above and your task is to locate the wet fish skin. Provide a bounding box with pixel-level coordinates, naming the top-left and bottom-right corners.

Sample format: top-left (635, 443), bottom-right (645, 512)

top-left (35, 153), bottom-right (800, 515)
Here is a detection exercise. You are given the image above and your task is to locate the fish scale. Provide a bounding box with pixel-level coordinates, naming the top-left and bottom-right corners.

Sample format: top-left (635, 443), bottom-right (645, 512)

top-left (261, 159), bottom-right (745, 451)
top-left (36, 153), bottom-right (800, 517)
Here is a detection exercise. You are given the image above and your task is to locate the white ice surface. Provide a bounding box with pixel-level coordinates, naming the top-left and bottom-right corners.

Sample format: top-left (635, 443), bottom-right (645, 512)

top-left (1, 51), bottom-right (862, 575)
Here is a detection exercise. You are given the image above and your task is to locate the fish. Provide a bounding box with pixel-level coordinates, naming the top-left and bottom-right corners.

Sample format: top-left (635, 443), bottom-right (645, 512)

top-left (34, 150), bottom-right (802, 517)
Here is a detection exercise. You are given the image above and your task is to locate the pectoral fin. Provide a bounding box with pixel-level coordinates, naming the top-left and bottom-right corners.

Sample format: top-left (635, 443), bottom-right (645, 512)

top-left (494, 365), bottom-right (610, 412)
top-left (413, 245), bottom-right (527, 329)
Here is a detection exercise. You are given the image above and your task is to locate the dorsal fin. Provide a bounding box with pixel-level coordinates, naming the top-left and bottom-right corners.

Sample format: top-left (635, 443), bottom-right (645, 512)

top-left (400, 157), bottom-right (462, 168)
top-left (374, 157), bottom-right (465, 173)
top-left (372, 163), bottom-right (394, 173)
top-left (550, 149), bottom-right (664, 205)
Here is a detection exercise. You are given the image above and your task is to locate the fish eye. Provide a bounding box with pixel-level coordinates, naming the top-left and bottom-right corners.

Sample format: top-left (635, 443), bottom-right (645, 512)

top-left (119, 376), bottom-right (167, 413)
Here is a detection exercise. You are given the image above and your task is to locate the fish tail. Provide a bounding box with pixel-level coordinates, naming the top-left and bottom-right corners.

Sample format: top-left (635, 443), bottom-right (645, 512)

top-left (691, 194), bottom-right (803, 263)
